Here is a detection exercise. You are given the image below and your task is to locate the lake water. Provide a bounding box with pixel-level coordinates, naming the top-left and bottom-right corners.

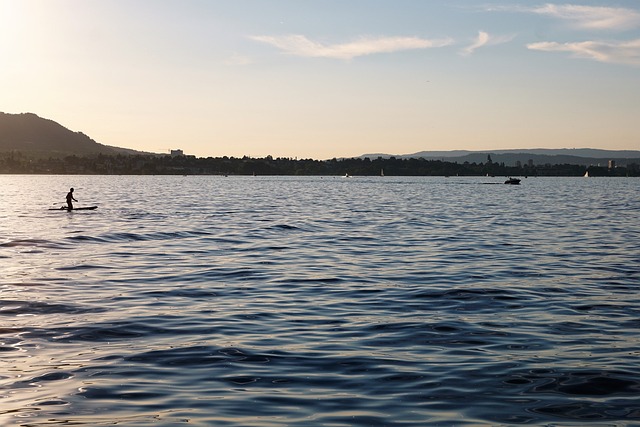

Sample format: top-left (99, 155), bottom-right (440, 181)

top-left (1, 175), bottom-right (639, 426)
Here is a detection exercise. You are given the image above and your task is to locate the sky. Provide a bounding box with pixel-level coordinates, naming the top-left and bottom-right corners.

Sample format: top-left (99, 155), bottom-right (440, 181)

top-left (1, 0), bottom-right (639, 159)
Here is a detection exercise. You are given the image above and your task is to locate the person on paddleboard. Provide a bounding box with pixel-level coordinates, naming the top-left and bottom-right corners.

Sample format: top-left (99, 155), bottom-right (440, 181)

top-left (66, 188), bottom-right (78, 210)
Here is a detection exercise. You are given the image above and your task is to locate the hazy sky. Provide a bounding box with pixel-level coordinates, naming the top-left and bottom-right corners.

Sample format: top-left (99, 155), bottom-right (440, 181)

top-left (1, 0), bottom-right (639, 159)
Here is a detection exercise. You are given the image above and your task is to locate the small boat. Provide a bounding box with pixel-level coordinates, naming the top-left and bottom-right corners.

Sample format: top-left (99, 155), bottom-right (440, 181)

top-left (504, 178), bottom-right (521, 185)
top-left (584, 171), bottom-right (589, 178)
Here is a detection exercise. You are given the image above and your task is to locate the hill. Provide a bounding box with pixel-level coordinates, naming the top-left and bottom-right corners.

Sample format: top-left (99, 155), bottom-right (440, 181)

top-left (0, 112), bottom-right (147, 158)
top-left (362, 148), bottom-right (640, 167)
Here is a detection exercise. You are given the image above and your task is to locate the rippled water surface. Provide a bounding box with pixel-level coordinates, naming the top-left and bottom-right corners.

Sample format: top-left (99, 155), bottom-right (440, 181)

top-left (1, 175), bottom-right (639, 426)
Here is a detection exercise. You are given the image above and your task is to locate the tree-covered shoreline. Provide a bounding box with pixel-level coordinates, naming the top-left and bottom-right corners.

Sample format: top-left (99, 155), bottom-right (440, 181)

top-left (1, 152), bottom-right (638, 177)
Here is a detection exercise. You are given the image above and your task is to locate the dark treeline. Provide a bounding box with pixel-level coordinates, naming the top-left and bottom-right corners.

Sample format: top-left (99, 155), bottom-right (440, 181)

top-left (1, 151), bottom-right (638, 177)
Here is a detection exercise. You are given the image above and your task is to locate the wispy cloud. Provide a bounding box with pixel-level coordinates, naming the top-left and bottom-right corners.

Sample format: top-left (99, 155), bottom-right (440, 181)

top-left (223, 53), bottom-right (252, 66)
top-left (249, 34), bottom-right (453, 60)
top-left (488, 4), bottom-right (640, 31)
top-left (528, 38), bottom-right (640, 66)
top-left (460, 31), bottom-right (515, 55)
top-left (531, 4), bottom-right (640, 30)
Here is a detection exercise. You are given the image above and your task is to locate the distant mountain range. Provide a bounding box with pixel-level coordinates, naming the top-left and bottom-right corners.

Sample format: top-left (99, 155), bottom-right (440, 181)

top-left (0, 112), bottom-right (148, 157)
top-left (362, 148), bottom-right (640, 167)
top-left (2, 112), bottom-right (638, 166)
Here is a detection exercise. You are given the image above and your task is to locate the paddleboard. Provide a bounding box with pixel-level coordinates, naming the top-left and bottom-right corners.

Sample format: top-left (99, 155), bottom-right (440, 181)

top-left (49, 206), bottom-right (98, 211)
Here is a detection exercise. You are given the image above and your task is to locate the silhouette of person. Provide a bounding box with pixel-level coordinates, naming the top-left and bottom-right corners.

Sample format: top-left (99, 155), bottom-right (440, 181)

top-left (66, 188), bottom-right (77, 210)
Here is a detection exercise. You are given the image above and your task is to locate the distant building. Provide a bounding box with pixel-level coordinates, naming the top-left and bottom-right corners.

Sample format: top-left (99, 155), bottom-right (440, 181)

top-left (608, 160), bottom-right (616, 169)
top-left (516, 160), bottom-right (522, 168)
top-left (528, 159), bottom-right (534, 167)
top-left (170, 149), bottom-right (184, 157)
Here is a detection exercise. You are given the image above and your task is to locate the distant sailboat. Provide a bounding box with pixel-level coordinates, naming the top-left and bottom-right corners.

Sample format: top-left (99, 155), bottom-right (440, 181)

top-left (380, 169), bottom-right (384, 177)
top-left (584, 170), bottom-right (590, 178)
